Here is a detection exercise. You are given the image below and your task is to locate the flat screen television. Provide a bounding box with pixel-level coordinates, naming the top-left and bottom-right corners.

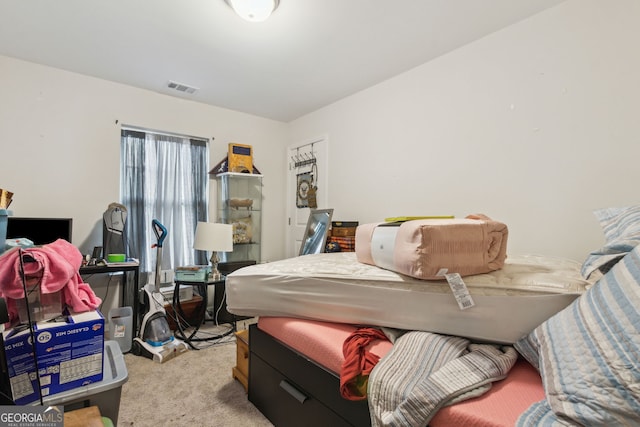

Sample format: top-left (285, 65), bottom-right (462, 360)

top-left (6, 217), bottom-right (73, 245)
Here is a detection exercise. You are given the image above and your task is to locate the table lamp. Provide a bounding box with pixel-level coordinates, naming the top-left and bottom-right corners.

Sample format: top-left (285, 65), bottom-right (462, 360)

top-left (194, 222), bottom-right (233, 281)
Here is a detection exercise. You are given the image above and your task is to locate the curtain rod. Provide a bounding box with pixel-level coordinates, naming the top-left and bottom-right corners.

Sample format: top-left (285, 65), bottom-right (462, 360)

top-left (121, 124), bottom-right (209, 143)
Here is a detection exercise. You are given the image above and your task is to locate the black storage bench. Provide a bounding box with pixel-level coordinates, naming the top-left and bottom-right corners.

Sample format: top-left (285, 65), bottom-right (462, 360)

top-left (248, 323), bottom-right (370, 427)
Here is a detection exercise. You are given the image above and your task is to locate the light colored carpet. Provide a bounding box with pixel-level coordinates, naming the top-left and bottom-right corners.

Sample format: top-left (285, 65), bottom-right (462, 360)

top-left (117, 324), bottom-right (273, 427)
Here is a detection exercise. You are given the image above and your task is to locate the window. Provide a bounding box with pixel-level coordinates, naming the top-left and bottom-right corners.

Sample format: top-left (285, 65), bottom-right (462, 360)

top-left (120, 128), bottom-right (209, 275)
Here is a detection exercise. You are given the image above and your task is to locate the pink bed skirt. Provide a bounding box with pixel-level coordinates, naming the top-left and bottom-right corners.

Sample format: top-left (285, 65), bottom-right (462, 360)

top-left (257, 316), bottom-right (544, 427)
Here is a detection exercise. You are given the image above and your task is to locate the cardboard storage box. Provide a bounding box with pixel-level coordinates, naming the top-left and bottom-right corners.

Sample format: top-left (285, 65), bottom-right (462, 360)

top-left (3, 310), bottom-right (105, 405)
top-left (44, 340), bottom-right (128, 424)
top-left (331, 221), bottom-right (358, 237)
top-left (164, 295), bottom-right (204, 330)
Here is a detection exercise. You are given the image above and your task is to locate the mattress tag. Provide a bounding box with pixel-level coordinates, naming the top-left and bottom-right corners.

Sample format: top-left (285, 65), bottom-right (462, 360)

top-left (436, 268), bottom-right (448, 276)
top-left (444, 273), bottom-right (475, 310)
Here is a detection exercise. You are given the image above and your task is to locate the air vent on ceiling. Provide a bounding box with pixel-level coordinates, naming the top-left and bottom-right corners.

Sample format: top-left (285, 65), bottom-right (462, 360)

top-left (167, 80), bottom-right (199, 94)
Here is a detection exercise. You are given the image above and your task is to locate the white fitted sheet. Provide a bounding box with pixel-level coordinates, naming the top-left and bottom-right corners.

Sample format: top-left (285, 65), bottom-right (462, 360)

top-left (226, 252), bottom-right (593, 343)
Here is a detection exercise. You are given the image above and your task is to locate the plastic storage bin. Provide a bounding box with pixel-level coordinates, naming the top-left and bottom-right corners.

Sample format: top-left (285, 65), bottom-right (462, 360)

top-left (41, 341), bottom-right (128, 424)
top-left (108, 306), bottom-right (133, 353)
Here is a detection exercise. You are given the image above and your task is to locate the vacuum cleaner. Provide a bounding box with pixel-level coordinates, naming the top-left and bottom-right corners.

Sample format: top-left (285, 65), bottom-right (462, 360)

top-left (131, 219), bottom-right (188, 363)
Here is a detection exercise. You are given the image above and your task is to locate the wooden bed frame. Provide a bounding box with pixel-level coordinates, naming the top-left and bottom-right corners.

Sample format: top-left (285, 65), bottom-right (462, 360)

top-left (248, 323), bottom-right (371, 427)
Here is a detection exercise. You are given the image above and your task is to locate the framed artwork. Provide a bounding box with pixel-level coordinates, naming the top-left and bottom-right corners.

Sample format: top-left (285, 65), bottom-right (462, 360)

top-left (296, 172), bottom-right (312, 208)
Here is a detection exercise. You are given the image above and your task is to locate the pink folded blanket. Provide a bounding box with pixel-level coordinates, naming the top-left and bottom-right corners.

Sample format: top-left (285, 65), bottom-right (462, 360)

top-left (0, 239), bottom-right (102, 322)
top-left (355, 215), bottom-right (508, 280)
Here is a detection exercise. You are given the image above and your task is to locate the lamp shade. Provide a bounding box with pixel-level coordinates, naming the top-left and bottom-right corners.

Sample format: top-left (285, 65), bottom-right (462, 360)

top-left (194, 222), bottom-right (233, 252)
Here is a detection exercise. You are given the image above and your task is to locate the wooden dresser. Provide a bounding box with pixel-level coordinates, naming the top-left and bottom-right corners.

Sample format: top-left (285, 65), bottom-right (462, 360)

top-left (232, 329), bottom-right (249, 392)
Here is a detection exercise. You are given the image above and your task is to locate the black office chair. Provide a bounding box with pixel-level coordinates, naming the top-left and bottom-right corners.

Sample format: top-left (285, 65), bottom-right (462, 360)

top-left (217, 260), bottom-right (257, 276)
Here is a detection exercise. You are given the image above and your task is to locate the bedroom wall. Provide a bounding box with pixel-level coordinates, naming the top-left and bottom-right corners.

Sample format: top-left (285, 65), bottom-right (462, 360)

top-left (0, 55), bottom-right (288, 264)
top-left (2, 0), bottom-right (639, 267)
top-left (288, 0), bottom-right (640, 262)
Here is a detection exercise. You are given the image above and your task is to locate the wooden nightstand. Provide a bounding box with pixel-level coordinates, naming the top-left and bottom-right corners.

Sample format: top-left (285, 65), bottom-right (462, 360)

top-left (232, 329), bottom-right (249, 392)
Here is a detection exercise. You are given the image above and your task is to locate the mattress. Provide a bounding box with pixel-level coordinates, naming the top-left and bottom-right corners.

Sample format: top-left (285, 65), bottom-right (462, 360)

top-left (227, 252), bottom-right (592, 343)
top-left (257, 317), bottom-right (544, 427)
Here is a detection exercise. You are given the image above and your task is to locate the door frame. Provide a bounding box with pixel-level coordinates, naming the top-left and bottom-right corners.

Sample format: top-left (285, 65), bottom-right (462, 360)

top-left (285, 135), bottom-right (329, 258)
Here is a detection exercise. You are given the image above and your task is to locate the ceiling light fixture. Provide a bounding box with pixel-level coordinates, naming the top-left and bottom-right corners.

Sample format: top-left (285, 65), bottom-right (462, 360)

top-left (225, 0), bottom-right (280, 22)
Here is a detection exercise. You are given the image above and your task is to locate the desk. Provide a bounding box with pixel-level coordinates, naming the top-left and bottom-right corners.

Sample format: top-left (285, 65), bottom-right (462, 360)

top-left (79, 263), bottom-right (140, 334)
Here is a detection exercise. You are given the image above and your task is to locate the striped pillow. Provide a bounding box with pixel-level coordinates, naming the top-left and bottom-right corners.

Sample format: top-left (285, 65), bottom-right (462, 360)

top-left (515, 245), bottom-right (640, 425)
top-left (581, 205), bottom-right (640, 278)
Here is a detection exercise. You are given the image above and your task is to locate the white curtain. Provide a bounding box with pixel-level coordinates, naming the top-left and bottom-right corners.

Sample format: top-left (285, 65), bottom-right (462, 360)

top-left (120, 129), bottom-right (209, 275)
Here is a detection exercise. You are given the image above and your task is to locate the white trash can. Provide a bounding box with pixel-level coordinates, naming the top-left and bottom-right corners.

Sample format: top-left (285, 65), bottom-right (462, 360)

top-left (108, 306), bottom-right (133, 353)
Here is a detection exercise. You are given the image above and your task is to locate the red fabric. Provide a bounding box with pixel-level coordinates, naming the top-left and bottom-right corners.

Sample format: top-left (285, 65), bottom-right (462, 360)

top-left (340, 327), bottom-right (388, 400)
top-left (0, 239), bottom-right (102, 322)
top-left (258, 317), bottom-right (392, 374)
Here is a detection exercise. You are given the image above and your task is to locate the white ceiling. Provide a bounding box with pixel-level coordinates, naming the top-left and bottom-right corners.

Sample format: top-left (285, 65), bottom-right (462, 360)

top-left (0, 0), bottom-right (564, 122)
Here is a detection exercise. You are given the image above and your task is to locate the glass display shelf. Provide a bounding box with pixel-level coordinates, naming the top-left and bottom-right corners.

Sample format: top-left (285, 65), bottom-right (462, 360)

top-left (215, 172), bottom-right (262, 263)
